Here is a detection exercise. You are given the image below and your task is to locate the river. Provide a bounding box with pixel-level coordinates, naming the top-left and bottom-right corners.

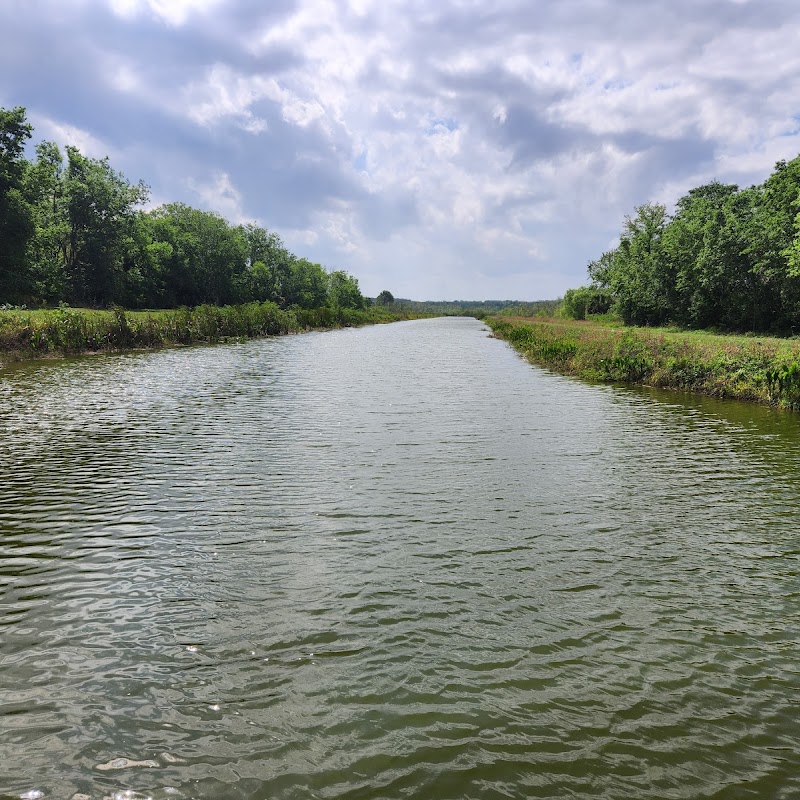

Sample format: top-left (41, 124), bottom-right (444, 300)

top-left (1, 316), bottom-right (799, 799)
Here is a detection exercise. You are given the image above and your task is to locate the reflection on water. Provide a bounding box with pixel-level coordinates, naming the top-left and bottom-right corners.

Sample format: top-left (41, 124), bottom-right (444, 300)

top-left (2, 318), bottom-right (800, 799)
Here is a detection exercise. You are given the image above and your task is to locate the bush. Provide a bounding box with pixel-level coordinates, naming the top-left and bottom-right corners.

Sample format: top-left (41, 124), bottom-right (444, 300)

top-left (561, 286), bottom-right (613, 320)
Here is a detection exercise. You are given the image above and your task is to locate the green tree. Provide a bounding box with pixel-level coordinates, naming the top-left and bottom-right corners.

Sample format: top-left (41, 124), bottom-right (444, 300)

top-left (240, 223), bottom-right (293, 303)
top-left (715, 187), bottom-right (775, 330)
top-left (660, 181), bottom-right (741, 328)
top-left (561, 286), bottom-right (611, 320)
top-left (376, 289), bottom-right (395, 305)
top-left (24, 141), bottom-right (68, 302)
top-left (247, 260), bottom-right (273, 302)
top-left (147, 203), bottom-right (247, 306)
top-left (783, 204), bottom-right (800, 327)
top-left (117, 212), bottom-right (171, 308)
top-left (0, 106), bottom-right (34, 302)
top-left (62, 146), bottom-right (149, 305)
top-left (747, 158), bottom-right (800, 329)
top-left (284, 258), bottom-right (329, 309)
top-left (592, 203), bottom-right (670, 325)
top-left (328, 270), bottom-right (365, 309)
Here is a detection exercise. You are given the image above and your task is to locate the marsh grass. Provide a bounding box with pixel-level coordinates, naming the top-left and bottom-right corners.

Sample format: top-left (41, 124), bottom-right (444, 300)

top-left (489, 316), bottom-right (800, 410)
top-left (0, 302), bottom-right (420, 363)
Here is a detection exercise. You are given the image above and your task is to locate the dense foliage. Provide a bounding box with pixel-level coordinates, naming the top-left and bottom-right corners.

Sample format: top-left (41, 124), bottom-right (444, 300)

top-left (576, 157), bottom-right (800, 332)
top-left (0, 107), bottom-right (366, 312)
top-left (559, 287), bottom-right (611, 321)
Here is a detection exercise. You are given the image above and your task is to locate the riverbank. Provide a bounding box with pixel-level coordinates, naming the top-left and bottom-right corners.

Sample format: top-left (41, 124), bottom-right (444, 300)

top-left (487, 316), bottom-right (800, 410)
top-left (0, 302), bottom-right (424, 365)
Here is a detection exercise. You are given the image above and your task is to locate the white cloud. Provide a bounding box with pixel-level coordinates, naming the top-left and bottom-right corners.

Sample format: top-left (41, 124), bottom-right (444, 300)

top-left (108, 0), bottom-right (222, 26)
top-left (5, 0), bottom-right (800, 298)
top-left (188, 172), bottom-right (249, 224)
top-left (320, 204), bottom-right (361, 254)
top-left (692, 26), bottom-right (800, 83)
top-left (182, 64), bottom-right (275, 130)
top-left (32, 116), bottom-right (115, 160)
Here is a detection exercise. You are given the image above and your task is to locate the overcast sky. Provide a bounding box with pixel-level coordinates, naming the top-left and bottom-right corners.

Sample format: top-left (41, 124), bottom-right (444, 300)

top-left (2, 0), bottom-right (799, 300)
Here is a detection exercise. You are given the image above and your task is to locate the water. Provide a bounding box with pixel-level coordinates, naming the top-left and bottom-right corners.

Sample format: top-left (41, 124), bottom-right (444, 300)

top-left (1, 316), bottom-right (800, 799)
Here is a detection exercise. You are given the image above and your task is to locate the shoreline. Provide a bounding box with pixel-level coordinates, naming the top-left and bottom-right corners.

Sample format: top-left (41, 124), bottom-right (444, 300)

top-left (487, 315), bottom-right (800, 411)
top-left (0, 303), bottom-right (426, 369)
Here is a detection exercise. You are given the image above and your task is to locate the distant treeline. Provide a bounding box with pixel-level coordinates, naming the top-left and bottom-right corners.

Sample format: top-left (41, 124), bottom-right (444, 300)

top-left (0, 106), bottom-right (371, 311)
top-left (569, 155), bottom-right (800, 333)
top-left (395, 299), bottom-right (562, 318)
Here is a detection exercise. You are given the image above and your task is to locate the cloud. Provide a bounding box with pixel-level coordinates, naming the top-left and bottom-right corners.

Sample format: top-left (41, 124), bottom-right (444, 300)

top-left (31, 117), bottom-right (117, 161)
top-left (108, 0), bottom-right (224, 26)
top-left (187, 172), bottom-right (249, 224)
top-left (182, 64), bottom-right (275, 131)
top-left (2, 0), bottom-right (800, 298)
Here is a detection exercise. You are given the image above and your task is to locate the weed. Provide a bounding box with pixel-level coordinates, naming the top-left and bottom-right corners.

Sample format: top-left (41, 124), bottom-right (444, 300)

top-left (488, 316), bottom-right (800, 410)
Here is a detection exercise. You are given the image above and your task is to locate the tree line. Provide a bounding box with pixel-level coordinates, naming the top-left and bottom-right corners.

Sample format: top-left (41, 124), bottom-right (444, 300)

top-left (0, 106), bottom-right (369, 311)
top-left (570, 155), bottom-right (800, 332)
top-left (397, 299), bottom-right (562, 318)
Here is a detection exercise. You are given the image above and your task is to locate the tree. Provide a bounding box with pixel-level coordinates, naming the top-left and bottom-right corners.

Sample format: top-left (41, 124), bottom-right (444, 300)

top-left (24, 141), bottom-right (68, 302)
top-left (284, 258), bottom-right (329, 309)
top-left (61, 147), bottom-right (149, 305)
top-left (660, 181), bottom-right (740, 328)
top-left (240, 223), bottom-right (292, 303)
top-left (0, 106), bottom-right (34, 302)
top-left (247, 260), bottom-right (273, 303)
top-left (0, 107), bottom-right (370, 312)
top-left (146, 204), bottom-right (248, 307)
top-left (747, 157), bottom-right (800, 329)
top-left (376, 289), bottom-right (395, 305)
top-left (784, 204), bottom-right (800, 324)
top-left (328, 270), bottom-right (365, 309)
top-left (561, 286), bottom-right (611, 320)
top-left (593, 203), bottom-right (670, 325)
top-left (117, 212), bottom-right (170, 308)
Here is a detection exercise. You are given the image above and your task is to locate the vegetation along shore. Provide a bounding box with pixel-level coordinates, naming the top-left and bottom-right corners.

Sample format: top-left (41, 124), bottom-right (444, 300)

top-left (0, 105), bottom-right (428, 364)
top-left (488, 316), bottom-right (800, 411)
top-left (0, 302), bottom-right (428, 366)
top-left (519, 149), bottom-right (800, 410)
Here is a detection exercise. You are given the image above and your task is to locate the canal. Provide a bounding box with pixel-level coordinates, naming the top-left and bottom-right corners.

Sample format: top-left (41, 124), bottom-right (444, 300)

top-left (1, 317), bottom-right (799, 799)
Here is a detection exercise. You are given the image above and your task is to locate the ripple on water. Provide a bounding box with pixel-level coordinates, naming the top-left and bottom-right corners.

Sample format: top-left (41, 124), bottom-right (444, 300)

top-left (2, 319), bottom-right (800, 798)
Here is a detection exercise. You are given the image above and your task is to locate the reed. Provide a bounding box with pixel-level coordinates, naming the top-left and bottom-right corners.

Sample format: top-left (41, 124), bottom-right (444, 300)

top-left (488, 316), bottom-right (800, 410)
top-left (0, 302), bottom-right (424, 363)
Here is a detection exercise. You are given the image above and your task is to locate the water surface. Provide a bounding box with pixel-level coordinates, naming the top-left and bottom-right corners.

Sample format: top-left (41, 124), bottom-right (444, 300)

top-left (2, 317), bottom-right (800, 799)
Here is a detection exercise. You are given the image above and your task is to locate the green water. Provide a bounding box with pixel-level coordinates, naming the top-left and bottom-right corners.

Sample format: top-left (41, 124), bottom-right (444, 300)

top-left (1, 317), bottom-right (800, 799)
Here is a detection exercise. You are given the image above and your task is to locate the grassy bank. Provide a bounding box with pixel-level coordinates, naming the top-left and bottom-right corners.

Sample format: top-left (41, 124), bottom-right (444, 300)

top-left (0, 302), bottom-right (423, 364)
top-left (487, 316), bottom-right (800, 410)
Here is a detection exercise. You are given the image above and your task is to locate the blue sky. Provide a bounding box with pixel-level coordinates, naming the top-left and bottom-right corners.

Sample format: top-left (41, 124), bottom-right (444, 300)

top-left (2, 0), bottom-right (799, 300)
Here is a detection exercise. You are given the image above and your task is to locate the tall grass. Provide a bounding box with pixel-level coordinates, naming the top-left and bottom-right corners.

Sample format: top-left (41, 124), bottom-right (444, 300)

top-left (488, 316), bottom-right (800, 410)
top-left (0, 302), bottom-right (423, 362)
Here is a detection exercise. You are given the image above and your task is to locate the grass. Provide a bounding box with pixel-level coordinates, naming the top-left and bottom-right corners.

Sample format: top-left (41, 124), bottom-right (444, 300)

top-left (487, 315), bottom-right (800, 410)
top-left (0, 302), bottom-right (424, 365)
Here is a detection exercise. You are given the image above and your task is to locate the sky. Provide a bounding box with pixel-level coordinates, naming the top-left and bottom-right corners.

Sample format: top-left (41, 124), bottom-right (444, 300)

top-left (2, 0), bottom-right (800, 301)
